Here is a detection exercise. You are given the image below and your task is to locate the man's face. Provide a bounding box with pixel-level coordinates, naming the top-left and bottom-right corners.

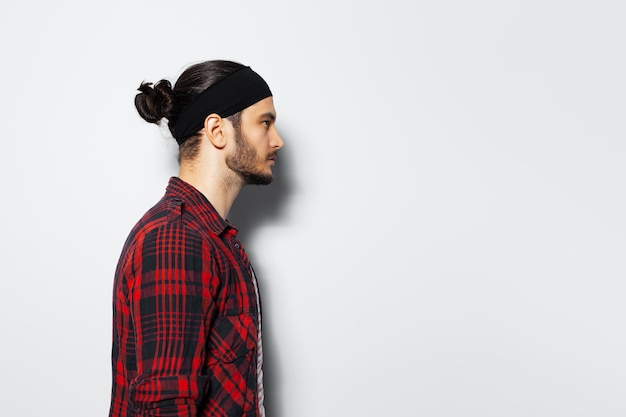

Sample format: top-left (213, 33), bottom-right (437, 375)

top-left (226, 97), bottom-right (284, 185)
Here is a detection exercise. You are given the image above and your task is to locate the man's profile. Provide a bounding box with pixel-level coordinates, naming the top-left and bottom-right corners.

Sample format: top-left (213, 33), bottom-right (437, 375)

top-left (108, 60), bottom-right (283, 417)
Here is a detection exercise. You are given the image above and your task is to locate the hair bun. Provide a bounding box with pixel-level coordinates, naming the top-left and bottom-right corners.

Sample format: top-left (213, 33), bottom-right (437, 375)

top-left (134, 79), bottom-right (174, 124)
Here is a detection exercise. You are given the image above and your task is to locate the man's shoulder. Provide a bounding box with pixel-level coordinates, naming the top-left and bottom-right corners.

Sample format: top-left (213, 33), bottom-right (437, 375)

top-left (129, 197), bottom-right (170, 235)
top-left (124, 194), bottom-right (219, 251)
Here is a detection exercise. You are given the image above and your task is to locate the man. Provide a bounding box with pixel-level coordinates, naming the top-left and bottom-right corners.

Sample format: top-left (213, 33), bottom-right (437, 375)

top-left (109, 60), bottom-right (283, 417)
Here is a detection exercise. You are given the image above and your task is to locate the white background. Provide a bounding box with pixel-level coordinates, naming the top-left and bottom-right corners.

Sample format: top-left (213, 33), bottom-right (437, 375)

top-left (1, 1), bottom-right (625, 416)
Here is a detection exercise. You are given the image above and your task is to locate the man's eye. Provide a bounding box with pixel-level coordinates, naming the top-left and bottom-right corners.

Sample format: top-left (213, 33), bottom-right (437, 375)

top-left (262, 121), bottom-right (271, 127)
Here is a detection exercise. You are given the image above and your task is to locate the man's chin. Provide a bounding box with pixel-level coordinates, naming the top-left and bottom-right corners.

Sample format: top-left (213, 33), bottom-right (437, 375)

top-left (242, 171), bottom-right (274, 186)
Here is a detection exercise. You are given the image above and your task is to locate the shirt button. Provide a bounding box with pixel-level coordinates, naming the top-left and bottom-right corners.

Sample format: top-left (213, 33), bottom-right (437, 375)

top-left (234, 243), bottom-right (240, 249)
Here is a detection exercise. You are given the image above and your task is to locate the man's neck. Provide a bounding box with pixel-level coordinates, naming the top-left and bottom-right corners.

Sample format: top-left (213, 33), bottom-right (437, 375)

top-left (178, 164), bottom-right (244, 219)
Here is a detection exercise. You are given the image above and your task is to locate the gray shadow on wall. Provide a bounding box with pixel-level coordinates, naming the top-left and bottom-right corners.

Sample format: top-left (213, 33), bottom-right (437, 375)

top-left (227, 139), bottom-right (295, 417)
top-left (228, 143), bottom-right (294, 232)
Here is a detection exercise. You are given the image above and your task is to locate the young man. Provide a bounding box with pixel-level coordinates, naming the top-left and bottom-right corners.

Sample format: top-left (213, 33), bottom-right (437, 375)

top-left (109, 60), bottom-right (283, 417)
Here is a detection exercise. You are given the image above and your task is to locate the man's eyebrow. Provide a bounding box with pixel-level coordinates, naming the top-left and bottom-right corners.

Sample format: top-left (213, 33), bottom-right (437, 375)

top-left (259, 112), bottom-right (276, 121)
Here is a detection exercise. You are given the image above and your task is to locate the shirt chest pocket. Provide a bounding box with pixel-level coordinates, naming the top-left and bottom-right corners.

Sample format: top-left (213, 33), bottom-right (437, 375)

top-left (208, 313), bottom-right (257, 363)
top-left (205, 314), bottom-right (258, 412)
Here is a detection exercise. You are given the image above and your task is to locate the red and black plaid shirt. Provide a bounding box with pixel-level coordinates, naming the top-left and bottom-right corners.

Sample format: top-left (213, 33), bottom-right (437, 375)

top-left (109, 177), bottom-right (263, 417)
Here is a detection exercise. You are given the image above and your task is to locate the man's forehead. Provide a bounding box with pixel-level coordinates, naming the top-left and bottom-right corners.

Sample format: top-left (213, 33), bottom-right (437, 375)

top-left (244, 97), bottom-right (276, 117)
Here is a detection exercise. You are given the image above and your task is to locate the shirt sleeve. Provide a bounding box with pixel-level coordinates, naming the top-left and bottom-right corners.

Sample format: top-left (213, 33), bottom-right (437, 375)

top-left (128, 222), bottom-right (219, 416)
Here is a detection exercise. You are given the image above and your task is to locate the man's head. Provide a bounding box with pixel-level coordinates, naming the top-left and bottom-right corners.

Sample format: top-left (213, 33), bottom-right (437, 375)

top-left (134, 60), bottom-right (283, 184)
top-left (224, 97), bottom-right (282, 185)
top-left (201, 95), bottom-right (282, 186)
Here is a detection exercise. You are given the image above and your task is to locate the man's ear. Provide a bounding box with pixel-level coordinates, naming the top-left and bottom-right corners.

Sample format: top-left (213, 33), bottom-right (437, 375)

top-left (203, 113), bottom-right (227, 149)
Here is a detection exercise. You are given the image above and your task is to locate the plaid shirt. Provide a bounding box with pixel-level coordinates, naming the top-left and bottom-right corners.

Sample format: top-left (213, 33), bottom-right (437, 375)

top-left (109, 177), bottom-right (264, 417)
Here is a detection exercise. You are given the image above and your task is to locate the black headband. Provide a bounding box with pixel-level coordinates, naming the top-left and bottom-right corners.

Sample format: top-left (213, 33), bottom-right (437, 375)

top-left (171, 66), bottom-right (272, 144)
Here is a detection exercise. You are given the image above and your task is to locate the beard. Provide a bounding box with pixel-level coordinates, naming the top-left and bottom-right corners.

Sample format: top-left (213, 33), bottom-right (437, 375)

top-left (225, 127), bottom-right (275, 185)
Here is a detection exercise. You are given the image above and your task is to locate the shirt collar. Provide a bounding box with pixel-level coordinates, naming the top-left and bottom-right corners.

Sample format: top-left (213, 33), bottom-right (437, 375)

top-left (164, 176), bottom-right (236, 237)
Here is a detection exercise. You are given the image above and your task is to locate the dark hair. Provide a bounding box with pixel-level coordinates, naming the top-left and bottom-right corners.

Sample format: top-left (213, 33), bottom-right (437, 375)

top-left (134, 60), bottom-right (245, 160)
